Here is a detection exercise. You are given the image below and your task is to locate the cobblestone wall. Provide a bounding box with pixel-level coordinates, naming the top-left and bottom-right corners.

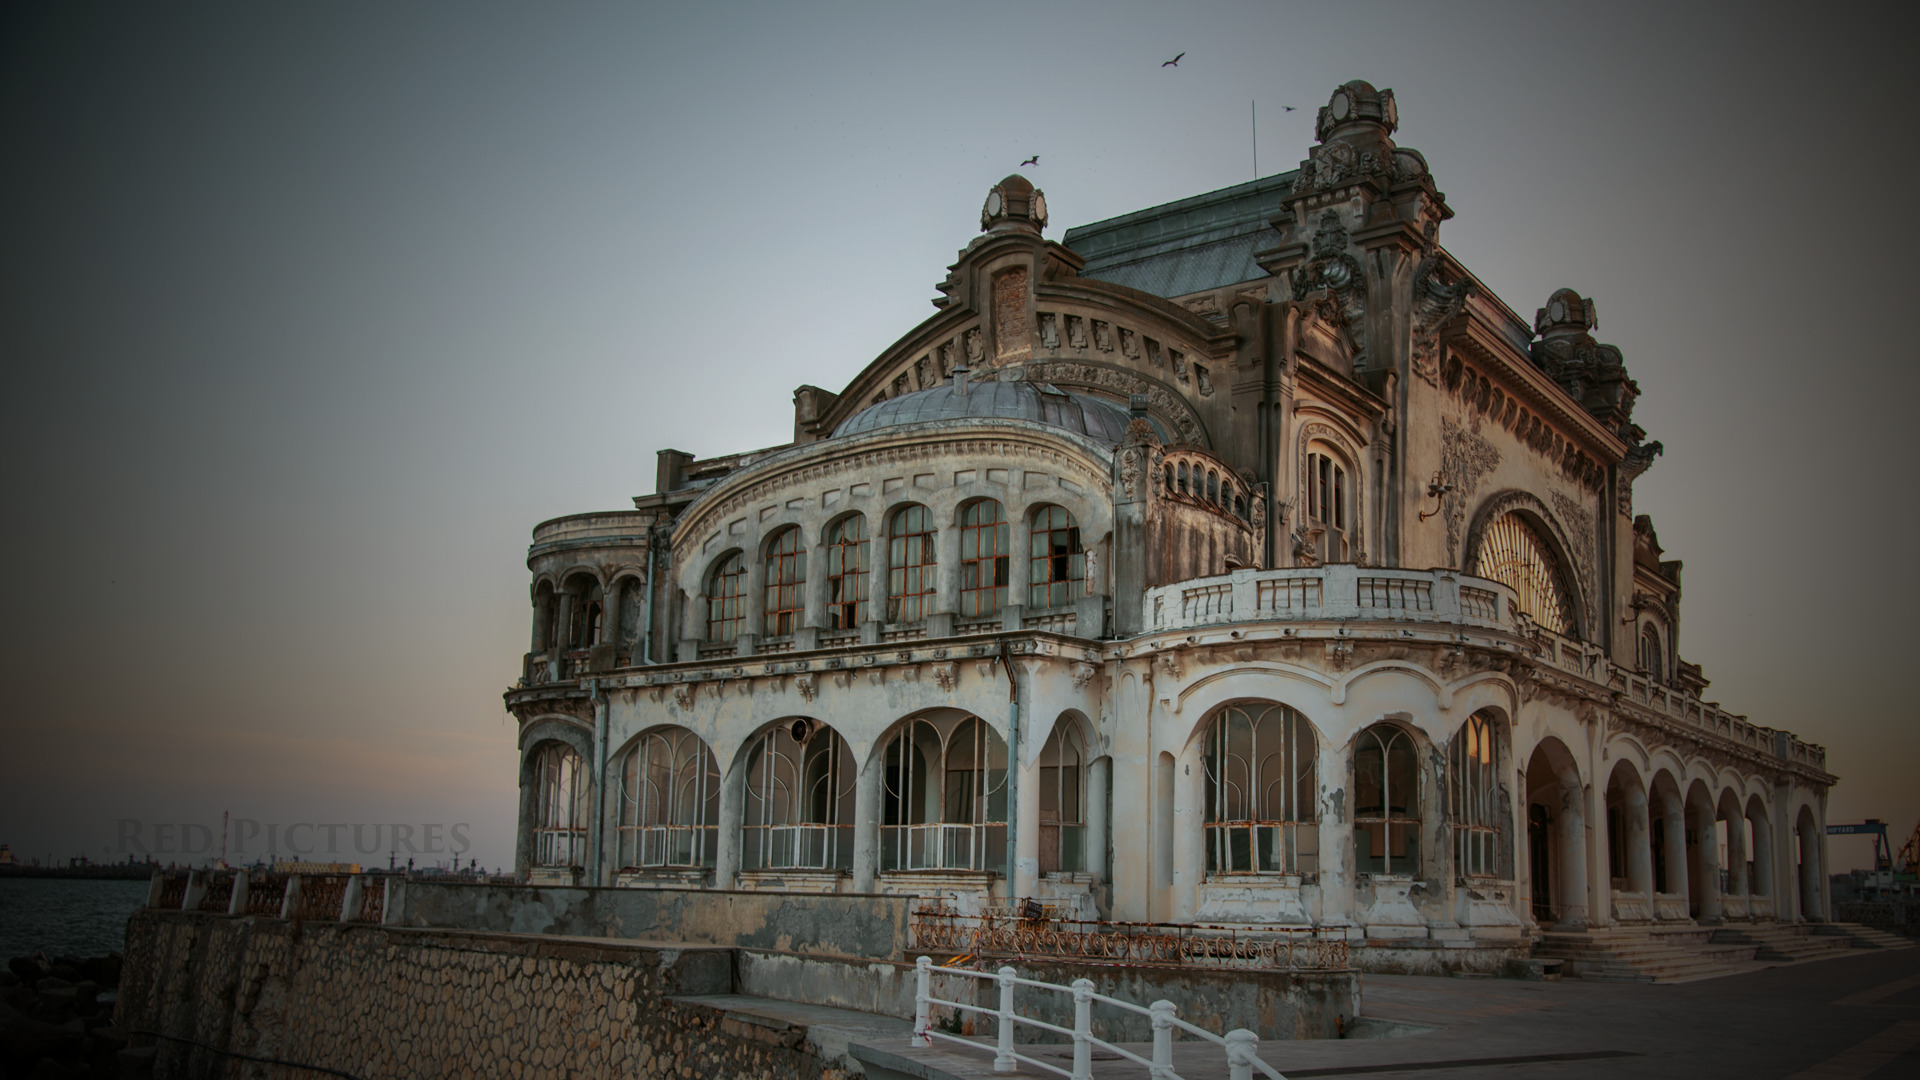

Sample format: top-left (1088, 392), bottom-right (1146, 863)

top-left (117, 910), bottom-right (852, 1079)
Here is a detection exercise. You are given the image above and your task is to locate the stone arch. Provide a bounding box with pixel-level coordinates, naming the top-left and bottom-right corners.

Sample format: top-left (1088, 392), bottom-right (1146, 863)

top-left (1795, 803), bottom-right (1825, 921)
top-left (1353, 718), bottom-right (1427, 879)
top-left (1189, 699), bottom-right (1323, 878)
top-left (1647, 767), bottom-right (1688, 908)
top-left (1604, 758), bottom-right (1655, 920)
top-left (1463, 490), bottom-right (1589, 640)
top-left (1168, 663), bottom-right (1338, 750)
top-left (732, 716), bottom-right (858, 876)
top-left (519, 726), bottom-right (594, 879)
top-left (1684, 779), bottom-right (1721, 921)
top-left (875, 708), bottom-right (1009, 875)
top-left (1296, 419), bottom-right (1367, 563)
top-left (1035, 709), bottom-right (1099, 876)
top-left (611, 725), bottom-right (721, 874)
top-left (1448, 708), bottom-right (1514, 881)
top-left (1523, 735), bottom-right (1589, 927)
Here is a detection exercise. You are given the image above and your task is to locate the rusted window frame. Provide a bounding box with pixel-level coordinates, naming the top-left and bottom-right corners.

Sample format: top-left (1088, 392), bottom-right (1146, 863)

top-left (762, 527), bottom-right (807, 637)
top-left (887, 505), bottom-right (936, 623)
top-left (958, 498), bottom-right (1009, 618)
top-left (1027, 505), bottom-right (1083, 610)
top-left (706, 552), bottom-right (746, 642)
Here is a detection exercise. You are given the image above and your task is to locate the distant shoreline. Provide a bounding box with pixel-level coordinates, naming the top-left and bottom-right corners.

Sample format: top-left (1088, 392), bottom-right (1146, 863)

top-left (0, 865), bottom-right (156, 881)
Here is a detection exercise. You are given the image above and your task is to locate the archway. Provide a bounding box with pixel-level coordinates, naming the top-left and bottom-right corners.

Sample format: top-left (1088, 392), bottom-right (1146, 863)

top-left (879, 710), bottom-right (1008, 874)
top-left (1684, 780), bottom-right (1721, 922)
top-left (615, 726), bottom-right (720, 873)
top-left (738, 717), bottom-right (857, 874)
top-left (1035, 713), bottom-right (1096, 876)
top-left (1524, 737), bottom-right (1588, 928)
top-left (1604, 761), bottom-right (1654, 922)
top-left (1716, 788), bottom-right (1749, 918)
top-left (1796, 805), bottom-right (1825, 922)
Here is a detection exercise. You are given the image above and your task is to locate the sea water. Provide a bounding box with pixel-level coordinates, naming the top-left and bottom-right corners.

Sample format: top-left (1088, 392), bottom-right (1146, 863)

top-left (0, 878), bottom-right (151, 961)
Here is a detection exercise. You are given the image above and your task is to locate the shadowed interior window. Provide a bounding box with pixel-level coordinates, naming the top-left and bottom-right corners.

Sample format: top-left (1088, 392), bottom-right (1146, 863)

top-left (825, 515), bottom-right (869, 630)
top-left (763, 527), bottom-right (806, 637)
top-left (1027, 505), bottom-right (1083, 609)
top-left (706, 553), bottom-right (745, 642)
top-left (887, 505), bottom-right (936, 622)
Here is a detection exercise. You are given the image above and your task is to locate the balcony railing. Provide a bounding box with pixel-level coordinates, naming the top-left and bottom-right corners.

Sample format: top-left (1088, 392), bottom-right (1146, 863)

top-left (1144, 566), bottom-right (1514, 634)
top-left (740, 823), bottom-right (854, 872)
top-left (882, 822), bottom-right (1007, 874)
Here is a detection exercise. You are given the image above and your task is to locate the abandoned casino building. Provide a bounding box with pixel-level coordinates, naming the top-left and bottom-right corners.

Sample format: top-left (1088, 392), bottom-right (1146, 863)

top-left (504, 80), bottom-right (1836, 973)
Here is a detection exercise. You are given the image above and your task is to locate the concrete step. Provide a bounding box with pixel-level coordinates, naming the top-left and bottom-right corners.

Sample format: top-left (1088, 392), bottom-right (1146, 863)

top-left (1823, 922), bottom-right (1917, 950)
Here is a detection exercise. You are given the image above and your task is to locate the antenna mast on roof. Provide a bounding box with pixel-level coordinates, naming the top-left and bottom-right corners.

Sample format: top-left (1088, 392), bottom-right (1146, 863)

top-left (1251, 100), bottom-right (1258, 179)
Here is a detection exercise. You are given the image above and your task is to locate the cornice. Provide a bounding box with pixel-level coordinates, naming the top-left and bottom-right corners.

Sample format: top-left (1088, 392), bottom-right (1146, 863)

top-left (1444, 313), bottom-right (1629, 464)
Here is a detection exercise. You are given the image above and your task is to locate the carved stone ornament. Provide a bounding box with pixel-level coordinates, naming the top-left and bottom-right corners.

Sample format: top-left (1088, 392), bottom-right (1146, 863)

top-left (931, 662), bottom-right (957, 692)
top-left (794, 673), bottom-right (817, 703)
top-left (672, 684), bottom-right (695, 710)
top-left (1325, 638), bottom-right (1354, 670)
top-left (1410, 243), bottom-right (1471, 387)
top-left (1070, 662), bottom-right (1096, 690)
top-left (1290, 211), bottom-right (1369, 368)
top-left (1439, 415), bottom-right (1501, 564)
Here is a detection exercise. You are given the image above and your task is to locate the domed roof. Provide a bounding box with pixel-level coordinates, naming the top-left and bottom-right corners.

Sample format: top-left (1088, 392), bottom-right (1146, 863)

top-left (833, 376), bottom-right (1164, 445)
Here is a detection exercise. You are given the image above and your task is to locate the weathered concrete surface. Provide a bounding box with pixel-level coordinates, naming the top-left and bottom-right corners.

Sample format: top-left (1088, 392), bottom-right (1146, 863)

top-left (392, 879), bottom-right (914, 959)
top-left (116, 910), bottom-right (854, 1079)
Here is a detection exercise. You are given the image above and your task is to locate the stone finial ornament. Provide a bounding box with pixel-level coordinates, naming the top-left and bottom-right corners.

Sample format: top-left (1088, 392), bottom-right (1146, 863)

top-left (981, 174), bottom-right (1048, 234)
top-left (1315, 79), bottom-right (1398, 143)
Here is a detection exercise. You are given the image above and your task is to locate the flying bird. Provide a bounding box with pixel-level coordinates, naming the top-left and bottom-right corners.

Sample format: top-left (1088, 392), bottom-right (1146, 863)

top-left (1162, 52), bottom-right (1184, 67)
top-left (1282, 105), bottom-right (1297, 112)
top-left (1020, 155), bottom-right (1039, 167)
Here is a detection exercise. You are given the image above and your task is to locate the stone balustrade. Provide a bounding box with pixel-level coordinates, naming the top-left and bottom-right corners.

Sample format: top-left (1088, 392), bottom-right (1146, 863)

top-left (1142, 565), bottom-right (1516, 635)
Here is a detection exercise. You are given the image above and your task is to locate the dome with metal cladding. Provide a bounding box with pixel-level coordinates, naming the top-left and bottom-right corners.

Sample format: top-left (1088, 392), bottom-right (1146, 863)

top-left (832, 375), bottom-right (1164, 445)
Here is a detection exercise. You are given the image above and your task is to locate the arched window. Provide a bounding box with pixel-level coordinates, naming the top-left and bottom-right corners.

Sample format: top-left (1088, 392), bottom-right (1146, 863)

top-left (532, 743), bottom-right (588, 869)
top-left (1202, 702), bottom-right (1318, 874)
top-left (532, 580), bottom-right (557, 652)
top-left (1306, 449), bottom-right (1349, 562)
top-left (617, 728), bottom-right (720, 870)
top-left (741, 719), bottom-right (856, 872)
top-left (825, 515), bottom-right (869, 630)
top-left (880, 716), bottom-right (1007, 873)
top-left (958, 499), bottom-right (1009, 618)
top-left (1639, 624), bottom-right (1663, 682)
top-left (1037, 723), bottom-right (1088, 874)
top-left (562, 575), bottom-right (602, 648)
top-left (1355, 724), bottom-right (1420, 875)
top-left (763, 527), bottom-right (807, 637)
top-left (1470, 512), bottom-right (1577, 636)
top-left (1027, 506), bottom-right (1084, 609)
top-left (705, 553), bottom-right (746, 642)
top-left (887, 505), bottom-right (936, 623)
top-left (1207, 470), bottom-right (1219, 505)
top-left (1450, 712), bottom-right (1502, 879)
top-left (1178, 461), bottom-right (1190, 495)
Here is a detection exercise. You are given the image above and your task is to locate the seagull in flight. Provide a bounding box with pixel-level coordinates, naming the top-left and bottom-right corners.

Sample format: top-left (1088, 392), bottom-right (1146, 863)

top-left (1020, 155), bottom-right (1039, 167)
top-left (1162, 52), bottom-right (1184, 67)
top-left (1282, 105), bottom-right (1297, 112)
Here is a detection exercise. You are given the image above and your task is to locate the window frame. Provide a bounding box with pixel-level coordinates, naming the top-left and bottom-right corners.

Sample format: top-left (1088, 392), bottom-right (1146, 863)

top-left (886, 505), bottom-right (936, 623)
top-left (824, 514), bottom-right (870, 630)
top-left (762, 527), bottom-right (807, 638)
top-left (1027, 505), bottom-right (1084, 610)
top-left (1449, 712), bottom-right (1502, 881)
top-left (617, 727), bottom-right (720, 871)
top-left (705, 552), bottom-right (747, 642)
top-left (957, 498), bottom-right (1009, 618)
top-left (1354, 723), bottom-right (1421, 877)
top-left (1201, 702), bottom-right (1319, 876)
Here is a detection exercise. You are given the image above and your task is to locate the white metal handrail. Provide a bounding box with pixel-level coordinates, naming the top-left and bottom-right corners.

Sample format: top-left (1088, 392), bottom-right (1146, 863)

top-left (911, 956), bottom-right (1285, 1079)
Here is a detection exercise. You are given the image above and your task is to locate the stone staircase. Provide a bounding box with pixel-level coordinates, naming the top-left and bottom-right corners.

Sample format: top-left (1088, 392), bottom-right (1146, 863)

top-left (1535, 921), bottom-right (1913, 984)
top-left (1712, 923), bottom-right (1858, 963)
top-left (1821, 922), bottom-right (1917, 950)
top-left (1533, 926), bottom-right (1759, 983)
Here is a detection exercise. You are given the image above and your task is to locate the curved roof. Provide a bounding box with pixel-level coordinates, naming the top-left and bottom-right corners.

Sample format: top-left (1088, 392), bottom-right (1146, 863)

top-left (833, 378), bottom-right (1165, 445)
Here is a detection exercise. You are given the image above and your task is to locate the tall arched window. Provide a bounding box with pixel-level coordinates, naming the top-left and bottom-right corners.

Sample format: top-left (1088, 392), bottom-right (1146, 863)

top-left (706, 553), bottom-right (746, 642)
top-left (887, 505), bottom-right (936, 623)
top-left (1449, 712), bottom-right (1502, 879)
top-left (1037, 722), bottom-right (1087, 874)
top-left (1306, 449), bottom-right (1349, 562)
top-left (825, 515), bottom-right (869, 630)
top-left (1471, 512), bottom-right (1577, 636)
top-left (763, 527), bottom-right (807, 637)
top-left (958, 499), bottom-right (1009, 617)
top-left (532, 743), bottom-right (588, 869)
top-left (1639, 624), bottom-right (1664, 682)
top-left (1355, 724), bottom-right (1420, 875)
top-left (880, 716), bottom-right (1007, 873)
top-left (741, 719), bottom-right (856, 872)
top-left (1202, 702), bottom-right (1318, 874)
top-left (1027, 506), bottom-right (1084, 609)
top-left (617, 728), bottom-right (720, 870)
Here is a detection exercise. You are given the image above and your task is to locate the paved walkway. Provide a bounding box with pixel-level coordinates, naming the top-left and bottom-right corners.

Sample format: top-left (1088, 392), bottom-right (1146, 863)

top-left (842, 946), bottom-right (1920, 1079)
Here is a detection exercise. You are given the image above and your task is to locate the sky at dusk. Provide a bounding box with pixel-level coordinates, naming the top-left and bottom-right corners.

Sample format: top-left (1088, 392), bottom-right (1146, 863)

top-left (3, 2), bottom-right (1915, 872)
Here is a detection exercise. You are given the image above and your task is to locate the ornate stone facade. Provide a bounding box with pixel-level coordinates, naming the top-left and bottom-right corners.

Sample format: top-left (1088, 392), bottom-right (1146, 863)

top-left (504, 80), bottom-right (1834, 962)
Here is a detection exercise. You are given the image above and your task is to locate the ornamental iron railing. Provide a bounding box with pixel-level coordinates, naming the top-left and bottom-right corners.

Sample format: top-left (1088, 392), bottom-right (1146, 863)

top-left (910, 904), bottom-right (1350, 972)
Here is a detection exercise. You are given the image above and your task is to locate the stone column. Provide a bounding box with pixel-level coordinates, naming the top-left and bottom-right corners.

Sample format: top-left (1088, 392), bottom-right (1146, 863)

top-left (1627, 786), bottom-right (1655, 916)
top-left (852, 748), bottom-right (884, 892)
top-left (803, 536), bottom-right (830, 634)
top-left (866, 522), bottom-right (891, 643)
top-left (1553, 764), bottom-right (1589, 929)
top-left (1085, 755), bottom-right (1111, 881)
top-left (739, 547), bottom-right (765, 655)
top-left (1014, 746), bottom-right (1042, 902)
top-left (1316, 738), bottom-right (1356, 929)
top-left (713, 753), bottom-right (747, 890)
top-left (555, 591), bottom-right (576, 652)
top-left (1696, 801), bottom-right (1724, 924)
top-left (1750, 812), bottom-right (1773, 913)
top-left (601, 582), bottom-right (623, 647)
top-left (935, 519), bottom-right (961, 622)
top-left (1170, 738), bottom-right (1205, 922)
top-left (1004, 506), bottom-right (1031, 630)
top-left (1727, 813), bottom-right (1749, 901)
top-left (1660, 793), bottom-right (1689, 920)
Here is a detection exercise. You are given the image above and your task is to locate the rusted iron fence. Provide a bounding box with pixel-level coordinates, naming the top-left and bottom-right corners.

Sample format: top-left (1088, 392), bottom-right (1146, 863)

top-left (156, 874), bottom-right (188, 910)
top-left (355, 879), bottom-right (386, 923)
top-left (245, 875), bottom-right (288, 916)
top-left (196, 873), bottom-right (234, 913)
top-left (910, 904), bottom-right (1351, 972)
top-left (295, 875), bottom-right (349, 920)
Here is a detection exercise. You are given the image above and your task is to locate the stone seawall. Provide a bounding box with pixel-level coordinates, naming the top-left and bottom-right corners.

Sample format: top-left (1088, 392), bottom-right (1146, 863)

top-left (117, 911), bottom-right (851, 1079)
